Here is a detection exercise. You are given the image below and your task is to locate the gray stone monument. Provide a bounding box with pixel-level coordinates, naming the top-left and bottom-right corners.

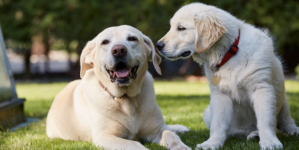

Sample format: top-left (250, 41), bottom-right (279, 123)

top-left (0, 27), bottom-right (25, 130)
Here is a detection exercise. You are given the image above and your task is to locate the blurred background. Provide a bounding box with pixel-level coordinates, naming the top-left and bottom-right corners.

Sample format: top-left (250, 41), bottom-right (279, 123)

top-left (1, 0), bottom-right (299, 81)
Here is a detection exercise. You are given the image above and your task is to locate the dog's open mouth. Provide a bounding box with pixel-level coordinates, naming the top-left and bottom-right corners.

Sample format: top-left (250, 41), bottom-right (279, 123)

top-left (158, 50), bottom-right (192, 60)
top-left (106, 62), bottom-right (139, 84)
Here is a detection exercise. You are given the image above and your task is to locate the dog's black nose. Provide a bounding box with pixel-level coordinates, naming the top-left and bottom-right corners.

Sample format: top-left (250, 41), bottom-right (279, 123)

top-left (156, 41), bottom-right (165, 51)
top-left (112, 45), bottom-right (127, 57)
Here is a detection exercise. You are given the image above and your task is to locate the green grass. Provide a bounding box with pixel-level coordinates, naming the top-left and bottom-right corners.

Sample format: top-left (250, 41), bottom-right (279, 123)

top-left (1, 80), bottom-right (299, 149)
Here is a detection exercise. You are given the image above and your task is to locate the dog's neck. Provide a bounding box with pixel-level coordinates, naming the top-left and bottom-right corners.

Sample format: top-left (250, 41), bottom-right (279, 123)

top-left (98, 80), bottom-right (128, 99)
top-left (194, 25), bottom-right (241, 71)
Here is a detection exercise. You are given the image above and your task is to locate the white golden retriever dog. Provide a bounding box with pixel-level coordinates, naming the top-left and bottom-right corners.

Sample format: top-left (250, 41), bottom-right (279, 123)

top-left (156, 3), bottom-right (299, 150)
top-left (46, 25), bottom-right (191, 150)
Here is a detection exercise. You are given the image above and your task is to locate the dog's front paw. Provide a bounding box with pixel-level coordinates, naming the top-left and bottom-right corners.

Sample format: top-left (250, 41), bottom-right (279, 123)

top-left (168, 124), bottom-right (190, 134)
top-left (247, 130), bottom-right (259, 140)
top-left (259, 138), bottom-right (283, 150)
top-left (288, 127), bottom-right (299, 135)
top-left (195, 140), bottom-right (223, 150)
top-left (169, 143), bottom-right (191, 150)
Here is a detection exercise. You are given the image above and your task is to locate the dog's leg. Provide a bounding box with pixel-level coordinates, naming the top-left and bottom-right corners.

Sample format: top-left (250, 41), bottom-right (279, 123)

top-left (203, 105), bottom-right (211, 129)
top-left (168, 124), bottom-right (190, 134)
top-left (247, 130), bottom-right (259, 140)
top-left (152, 125), bottom-right (191, 150)
top-left (93, 134), bottom-right (149, 150)
top-left (196, 92), bottom-right (233, 150)
top-left (251, 84), bottom-right (283, 149)
top-left (277, 97), bottom-right (299, 135)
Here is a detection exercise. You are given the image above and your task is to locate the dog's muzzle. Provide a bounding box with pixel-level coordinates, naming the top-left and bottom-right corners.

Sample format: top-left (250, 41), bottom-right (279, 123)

top-left (106, 62), bottom-right (139, 85)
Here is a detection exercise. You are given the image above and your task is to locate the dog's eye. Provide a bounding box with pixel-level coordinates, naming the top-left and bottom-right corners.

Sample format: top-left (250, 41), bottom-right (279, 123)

top-left (102, 39), bottom-right (109, 45)
top-left (177, 26), bottom-right (186, 31)
top-left (127, 36), bottom-right (138, 42)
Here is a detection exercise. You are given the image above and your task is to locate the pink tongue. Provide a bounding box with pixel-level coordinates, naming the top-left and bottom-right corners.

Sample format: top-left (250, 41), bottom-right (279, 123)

top-left (115, 68), bottom-right (130, 78)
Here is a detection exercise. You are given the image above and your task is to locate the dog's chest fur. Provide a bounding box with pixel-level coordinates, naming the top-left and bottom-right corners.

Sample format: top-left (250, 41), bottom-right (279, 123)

top-left (74, 76), bottom-right (144, 139)
top-left (102, 95), bottom-right (140, 137)
top-left (204, 63), bottom-right (251, 103)
top-left (88, 92), bottom-right (141, 139)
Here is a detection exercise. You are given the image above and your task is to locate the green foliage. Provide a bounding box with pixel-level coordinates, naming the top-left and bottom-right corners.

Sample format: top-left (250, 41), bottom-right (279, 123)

top-left (0, 0), bottom-right (299, 71)
top-left (296, 64), bottom-right (299, 80)
top-left (0, 81), bottom-right (299, 149)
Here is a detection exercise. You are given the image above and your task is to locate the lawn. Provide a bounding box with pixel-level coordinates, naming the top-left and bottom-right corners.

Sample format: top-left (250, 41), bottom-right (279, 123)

top-left (0, 80), bottom-right (299, 150)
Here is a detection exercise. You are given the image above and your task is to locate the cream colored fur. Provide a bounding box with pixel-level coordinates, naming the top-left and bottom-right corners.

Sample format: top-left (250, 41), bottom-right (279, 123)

top-left (157, 3), bottom-right (299, 150)
top-left (46, 25), bottom-right (190, 150)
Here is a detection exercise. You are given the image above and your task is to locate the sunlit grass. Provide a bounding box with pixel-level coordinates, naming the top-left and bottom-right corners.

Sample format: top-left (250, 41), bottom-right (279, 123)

top-left (0, 80), bottom-right (299, 149)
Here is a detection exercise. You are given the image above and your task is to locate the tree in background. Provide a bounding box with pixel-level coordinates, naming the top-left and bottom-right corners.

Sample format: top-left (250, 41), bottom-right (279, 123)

top-left (0, 0), bottom-right (61, 77)
top-left (1, 0), bottom-right (298, 78)
top-left (0, 0), bottom-right (33, 78)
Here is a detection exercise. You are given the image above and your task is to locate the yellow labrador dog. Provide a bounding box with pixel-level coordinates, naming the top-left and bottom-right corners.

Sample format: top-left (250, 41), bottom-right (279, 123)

top-left (157, 3), bottom-right (299, 150)
top-left (47, 25), bottom-right (191, 150)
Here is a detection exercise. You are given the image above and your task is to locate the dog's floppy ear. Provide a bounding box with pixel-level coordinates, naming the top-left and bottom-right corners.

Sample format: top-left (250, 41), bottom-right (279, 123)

top-left (142, 34), bottom-right (162, 75)
top-left (80, 41), bottom-right (96, 78)
top-left (194, 13), bottom-right (227, 53)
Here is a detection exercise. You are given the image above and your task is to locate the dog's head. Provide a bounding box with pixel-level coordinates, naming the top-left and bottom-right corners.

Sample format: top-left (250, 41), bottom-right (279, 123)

top-left (156, 3), bottom-right (227, 60)
top-left (80, 25), bottom-right (161, 86)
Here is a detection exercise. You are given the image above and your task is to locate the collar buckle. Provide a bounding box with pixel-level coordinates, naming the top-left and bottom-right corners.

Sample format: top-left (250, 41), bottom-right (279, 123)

top-left (229, 44), bottom-right (238, 54)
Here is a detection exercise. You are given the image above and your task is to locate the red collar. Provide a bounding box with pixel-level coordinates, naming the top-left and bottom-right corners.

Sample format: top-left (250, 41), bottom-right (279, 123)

top-left (216, 29), bottom-right (240, 68)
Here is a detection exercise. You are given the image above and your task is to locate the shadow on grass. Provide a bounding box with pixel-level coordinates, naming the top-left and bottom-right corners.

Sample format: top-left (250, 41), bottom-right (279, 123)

top-left (156, 94), bottom-right (210, 101)
top-left (23, 94), bottom-right (212, 119)
top-left (286, 92), bottom-right (299, 100)
top-left (24, 92), bottom-right (297, 119)
top-left (24, 99), bottom-right (53, 119)
top-left (286, 92), bottom-right (299, 124)
top-left (155, 94), bottom-right (210, 113)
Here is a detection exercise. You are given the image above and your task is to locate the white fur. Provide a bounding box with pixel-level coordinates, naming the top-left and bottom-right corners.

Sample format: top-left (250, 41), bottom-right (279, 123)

top-left (46, 25), bottom-right (190, 150)
top-left (158, 3), bottom-right (299, 150)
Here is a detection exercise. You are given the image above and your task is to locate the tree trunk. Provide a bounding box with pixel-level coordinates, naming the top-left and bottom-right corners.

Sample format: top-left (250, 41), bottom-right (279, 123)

top-left (24, 48), bottom-right (31, 79)
top-left (71, 44), bottom-right (83, 79)
top-left (44, 36), bottom-right (50, 77)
